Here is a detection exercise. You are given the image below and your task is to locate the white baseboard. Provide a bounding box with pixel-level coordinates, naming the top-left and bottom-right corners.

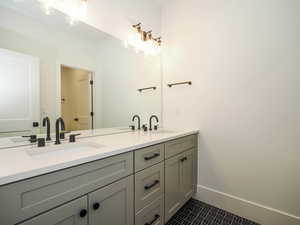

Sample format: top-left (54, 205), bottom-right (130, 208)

top-left (194, 185), bottom-right (300, 225)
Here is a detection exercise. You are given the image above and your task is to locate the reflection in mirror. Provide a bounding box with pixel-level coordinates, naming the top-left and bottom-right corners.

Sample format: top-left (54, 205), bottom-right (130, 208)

top-left (0, 0), bottom-right (162, 148)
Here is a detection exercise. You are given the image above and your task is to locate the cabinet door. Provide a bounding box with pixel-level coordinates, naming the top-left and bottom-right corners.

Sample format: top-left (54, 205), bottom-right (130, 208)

top-left (164, 152), bottom-right (185, 222)
top-left (181, 149), bottom-right (194, 203)
top-left (20, 196), bottom-right (88, 225)
top-left (89, 175), bottom-right (134, 225)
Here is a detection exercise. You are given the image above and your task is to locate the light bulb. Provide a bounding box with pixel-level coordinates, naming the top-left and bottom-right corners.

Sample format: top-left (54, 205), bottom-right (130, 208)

top-left (143, 40), bottom-right (152, 56)
top-left (38, 0), bottom-right (56, 15)
top-left (124, 40), bottom-right (129, 48)
top-left (45, 5), bottom-right (51, 15)
top-left (79, 0), bottom-right (87, 18)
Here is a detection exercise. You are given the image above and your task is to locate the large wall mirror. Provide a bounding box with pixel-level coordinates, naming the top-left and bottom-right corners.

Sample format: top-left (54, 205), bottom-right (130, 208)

top-left (0, 0), bottom-right (162, 148)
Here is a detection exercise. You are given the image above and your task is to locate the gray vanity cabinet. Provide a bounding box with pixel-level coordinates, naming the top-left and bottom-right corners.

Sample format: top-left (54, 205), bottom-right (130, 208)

top-left (181, 149), bottom-right (195, 201)
top-left (164, 152), bottom-right (183, 222)
top-left (88, 175), bottom-right (134, 225)
top-left (19, 196), bottom-right (88, 225)
top-left (0, 134), bottom-right (198, 225)
top-left (0, 152), bottom-right (133, 225)
top-left (19, 175), bottom-right (134, 225)
top-left (164, 148), bottom-right (195, 223)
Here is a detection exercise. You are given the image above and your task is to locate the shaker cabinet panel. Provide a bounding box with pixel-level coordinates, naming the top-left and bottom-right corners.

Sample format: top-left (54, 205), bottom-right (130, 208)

top-left (135, 162), bottom-right (164, 212)
top-left (0, 152), bottom-right (133, 225)
top-left (165, 135), bottom-right (195, 159)
top-left (135, 196), bottom-right (164, 225)
top-left (19, 196), bottom-right (88, 225)
top-left (135, 143), bottom-right (164, 172)
top-left (165, 148), bottom-right (195, 223)
top-left (181, 149), bottom-right (194, 203)
top-left (164, 152), bottom-right (185, 222)
top-left (88, 175), bottom-right (134, 225)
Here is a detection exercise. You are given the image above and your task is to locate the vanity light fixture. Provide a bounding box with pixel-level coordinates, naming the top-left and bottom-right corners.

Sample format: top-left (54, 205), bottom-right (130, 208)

top-left (37, 0), bottom-right (88, 26)
top-left (64, 0), bottom-right (88, 26)
top-left (37, 0), bottom-right (58, 15)
top-left (125, 23), bottom-right (162, 56)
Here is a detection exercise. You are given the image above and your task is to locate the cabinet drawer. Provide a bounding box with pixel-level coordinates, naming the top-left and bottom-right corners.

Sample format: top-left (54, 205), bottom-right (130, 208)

top-left (0, 152), bottom-right (133, 225)
top-left (135, 196), bottom-right (164, 225)
top-left (135, 162), bottom-right (164, 212)
top-left (165, 135), bottom-right (195, 159)
top-left (20, 196), bottom-right (88, 225)
top-left (135, 144), bottom-right (164, 172)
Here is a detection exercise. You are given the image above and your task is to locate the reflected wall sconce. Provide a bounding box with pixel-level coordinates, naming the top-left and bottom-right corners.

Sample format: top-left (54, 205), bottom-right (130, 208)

top-left (124, 23), bottom-right (162, 56)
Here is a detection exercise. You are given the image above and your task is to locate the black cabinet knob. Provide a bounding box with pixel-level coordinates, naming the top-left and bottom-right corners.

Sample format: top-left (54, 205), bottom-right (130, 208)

top-left (93, 202), bottom-right (100, 210)
top-left (79, 209), bottom-right (87, 218)
top-left (180, 157), bottom-right (187, 162)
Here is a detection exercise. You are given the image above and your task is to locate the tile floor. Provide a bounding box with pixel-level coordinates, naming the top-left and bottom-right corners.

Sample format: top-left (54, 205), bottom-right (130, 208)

top-left (166, 199), bottom-right (260, 225)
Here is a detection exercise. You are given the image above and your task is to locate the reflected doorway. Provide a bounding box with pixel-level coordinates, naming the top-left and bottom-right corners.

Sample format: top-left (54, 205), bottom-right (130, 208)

top-left (61, 65), bottom-right (94, 132)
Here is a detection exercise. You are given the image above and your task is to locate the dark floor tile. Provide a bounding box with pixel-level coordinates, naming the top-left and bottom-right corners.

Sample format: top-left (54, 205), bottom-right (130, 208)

top-left (166, 198), bottom-right (260, 225)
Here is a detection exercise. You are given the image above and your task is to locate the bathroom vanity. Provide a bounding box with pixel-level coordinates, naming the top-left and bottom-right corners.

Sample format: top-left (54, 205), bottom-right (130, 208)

top-left (0, 130), bottom-right (198, 225)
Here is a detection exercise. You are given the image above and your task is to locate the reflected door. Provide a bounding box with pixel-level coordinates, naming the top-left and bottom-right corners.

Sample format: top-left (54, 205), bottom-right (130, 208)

top-left (0, 48), bottom-right (39, 136)
top-left (75, 75), bottom-right (92, 130)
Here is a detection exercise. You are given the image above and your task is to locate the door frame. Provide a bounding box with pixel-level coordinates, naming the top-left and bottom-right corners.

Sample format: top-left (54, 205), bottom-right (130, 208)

top-left (56, 62), bottom-right (95, 130)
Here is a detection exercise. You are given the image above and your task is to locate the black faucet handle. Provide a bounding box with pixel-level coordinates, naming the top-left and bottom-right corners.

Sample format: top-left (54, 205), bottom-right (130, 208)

top-left (69, 134), bottom-right (81, 143)
top-left (154, 125), bottom-right (159, 130)
top-left (60, 131), bottom-right (70, 139)
top-left (37, 138), bottom-right (46, 147)
top-left (129, 125), bottom-right (135, 131)
top-left (22, 135), bottom-right (37, 143)
top-left (142, 124), bottom-right (148, 132)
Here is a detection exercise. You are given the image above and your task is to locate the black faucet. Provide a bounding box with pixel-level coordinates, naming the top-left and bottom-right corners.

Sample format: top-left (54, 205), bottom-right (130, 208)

top-left (132, 115), bottom-right (141, 130)
top-left (55, 117), bottom-right (65, 145)
top-left (149, 115), bottom-right (159, 131)
top-left (42, 117), bottom-right (51, 141)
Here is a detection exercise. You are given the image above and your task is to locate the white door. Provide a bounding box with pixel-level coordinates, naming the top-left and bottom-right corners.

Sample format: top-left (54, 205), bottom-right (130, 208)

top-left (74, 75), bottom-right (92, 130)
top-left (0, 48), bottom-right (40, 136)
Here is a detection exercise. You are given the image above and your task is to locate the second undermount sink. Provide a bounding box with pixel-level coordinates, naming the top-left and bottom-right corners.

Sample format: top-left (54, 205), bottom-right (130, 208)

top-left (27, 142), bottom-right (105, 156)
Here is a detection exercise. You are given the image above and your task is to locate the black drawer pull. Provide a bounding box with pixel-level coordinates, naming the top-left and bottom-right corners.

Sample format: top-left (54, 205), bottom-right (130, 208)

top-left (180, 156), bottom-right (187, 162)
top-left (144, 180), bottom-right (160, 190)
top-left (79, 209), bottom-right (87, 218)
top-left (144, 153), bottom-right (160, 161)
top-left (145, 214), bottom-right (160, 225)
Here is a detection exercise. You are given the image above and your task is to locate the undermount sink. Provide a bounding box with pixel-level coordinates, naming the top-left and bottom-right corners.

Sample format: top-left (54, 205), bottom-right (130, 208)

top-left (26, 142), bottom-right (105, 156)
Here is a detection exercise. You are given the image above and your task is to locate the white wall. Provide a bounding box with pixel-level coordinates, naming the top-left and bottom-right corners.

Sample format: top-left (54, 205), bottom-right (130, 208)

top-left (162, 0), bottom-right (300, 224)
top-left (98, 38), bottom-right (162, 127)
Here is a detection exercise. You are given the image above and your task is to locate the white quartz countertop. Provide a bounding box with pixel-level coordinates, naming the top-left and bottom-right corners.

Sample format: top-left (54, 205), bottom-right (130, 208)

top-left (0, 129), bottom-right (198, 186)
